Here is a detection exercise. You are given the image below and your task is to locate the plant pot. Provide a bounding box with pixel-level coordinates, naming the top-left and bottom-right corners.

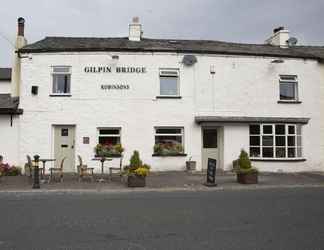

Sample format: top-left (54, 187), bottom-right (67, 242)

top-left (127, 175), bottom-right (146, 187)
top-left (186, 161), bottom-right (196, 171)
top-left (237, 172), bottom-right (258, 184)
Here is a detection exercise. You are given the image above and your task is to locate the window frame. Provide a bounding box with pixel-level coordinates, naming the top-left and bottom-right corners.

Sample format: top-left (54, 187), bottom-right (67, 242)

top-left (51, 66), bottom-right (72, 96)
top-left (249, 123), bottom-right (303, 160)
top-left (158, 68), bottom-right (180, 97)
top-left (153, 126), bottom-right (185, 156)
top-left (279, 75), bottom-right (298, 102)
top-left (97, 127), bottom-right (121, 145)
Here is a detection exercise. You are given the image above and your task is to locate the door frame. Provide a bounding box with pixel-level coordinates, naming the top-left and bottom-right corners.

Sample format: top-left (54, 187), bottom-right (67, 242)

top-left (201, 126), bottom-right (223, 170)
top-left (52, 124), bottom-right (77, 172)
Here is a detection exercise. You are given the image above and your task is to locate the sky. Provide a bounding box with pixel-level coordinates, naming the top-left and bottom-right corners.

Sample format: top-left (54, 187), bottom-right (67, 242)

top-left (0, 0), bottom-right (324, 67)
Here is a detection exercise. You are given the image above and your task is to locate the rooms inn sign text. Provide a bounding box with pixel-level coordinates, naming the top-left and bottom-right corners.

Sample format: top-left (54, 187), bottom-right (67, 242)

top-left (84, 66), bottom-right (146, 73)
top-left (84, 66), bottom-right (146, 91)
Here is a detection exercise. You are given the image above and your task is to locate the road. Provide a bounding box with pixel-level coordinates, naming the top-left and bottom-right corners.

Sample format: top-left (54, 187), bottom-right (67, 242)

top-left (0, 188), bottom-right (324, 250)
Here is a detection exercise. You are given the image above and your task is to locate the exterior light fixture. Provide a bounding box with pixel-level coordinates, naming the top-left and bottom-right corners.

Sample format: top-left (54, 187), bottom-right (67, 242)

top-left (271, 59), bottom-right (284, 63)
top-left (112, 55), bottom-right (119, 60)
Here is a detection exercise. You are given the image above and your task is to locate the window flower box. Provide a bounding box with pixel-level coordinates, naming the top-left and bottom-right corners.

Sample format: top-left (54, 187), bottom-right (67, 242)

top-left (153, 142), bottom-right (184, 156)
top-left (94, 143), bottom-right (124, 157)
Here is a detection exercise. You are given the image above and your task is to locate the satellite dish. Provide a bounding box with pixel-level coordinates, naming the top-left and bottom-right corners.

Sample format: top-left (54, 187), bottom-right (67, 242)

top-left (286, 37), bottom-right (298, 47)
top-left (182, 55), bottom-right (197, 66)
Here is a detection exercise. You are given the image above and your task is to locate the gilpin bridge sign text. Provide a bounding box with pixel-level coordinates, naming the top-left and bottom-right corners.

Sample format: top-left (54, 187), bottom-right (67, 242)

top-left (84, 66), bottom-right (147, 73)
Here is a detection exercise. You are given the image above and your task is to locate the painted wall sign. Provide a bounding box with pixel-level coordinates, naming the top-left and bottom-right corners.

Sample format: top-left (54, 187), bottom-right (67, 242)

top-left (83, 137), bottom-right (90, 144)
top-left (84, 66), bottom-right (146, 73)
top-left (101, 84), bottom-right (130, 90)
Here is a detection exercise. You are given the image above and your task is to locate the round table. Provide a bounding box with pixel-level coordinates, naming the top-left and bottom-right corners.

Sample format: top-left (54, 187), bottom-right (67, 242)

top-left (92, 157), bottom-right (112, 182)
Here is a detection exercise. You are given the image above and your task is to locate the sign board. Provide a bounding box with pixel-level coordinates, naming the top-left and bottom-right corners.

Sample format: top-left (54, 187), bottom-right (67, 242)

top-left (204, 158), bottom-right (217, 186)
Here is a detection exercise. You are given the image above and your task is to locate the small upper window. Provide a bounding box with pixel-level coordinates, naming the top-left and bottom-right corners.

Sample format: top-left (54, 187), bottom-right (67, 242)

top-left (52, 66), bottom-right (71, 95)
top-left (279, 75), bottom-right (298, 101)
top-left (159, 69), bottom-right (179, 96)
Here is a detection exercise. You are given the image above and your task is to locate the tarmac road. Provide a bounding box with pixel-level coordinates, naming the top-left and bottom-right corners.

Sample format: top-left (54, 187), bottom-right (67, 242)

top-left (0, 187), bottom-right (324, 250)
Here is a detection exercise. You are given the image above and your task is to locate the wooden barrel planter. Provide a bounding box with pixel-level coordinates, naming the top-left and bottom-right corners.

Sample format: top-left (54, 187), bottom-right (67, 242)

top-left (237, 172), bottom-right (258, 184)
top-left (127, 175), bottom-right (146, 187)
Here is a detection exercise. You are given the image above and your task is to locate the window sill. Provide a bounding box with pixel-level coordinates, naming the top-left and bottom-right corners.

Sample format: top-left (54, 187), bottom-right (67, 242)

top-left (251, 158), bottom-right (306, 162)
top-left (152, 153), bottom-right (187, 157)
top-left (156, 96), bottom-right (182, 99)
top-left (49, 94), bottom-right (72, 97)
top-left (277, 100), bottom-right (302, 104)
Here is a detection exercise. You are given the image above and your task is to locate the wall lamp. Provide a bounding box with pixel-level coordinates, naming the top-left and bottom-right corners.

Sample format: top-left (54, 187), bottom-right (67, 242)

top-left (271, 59), bottom-right (285, 63)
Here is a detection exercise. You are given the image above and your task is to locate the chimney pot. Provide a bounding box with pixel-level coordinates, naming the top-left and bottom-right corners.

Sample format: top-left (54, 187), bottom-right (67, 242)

top-left (273, 26), bottom-right (284, 34)
top-left (17, 17), bottom-right (25, 36)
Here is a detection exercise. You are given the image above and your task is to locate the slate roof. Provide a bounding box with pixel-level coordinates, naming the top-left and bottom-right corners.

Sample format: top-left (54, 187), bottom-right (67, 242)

top-left (0, 68), bottom-right (11, 81)
top-left (19, 36), bottom-right (324, 61)
top-left (0, 94), bottom-right (22, 115)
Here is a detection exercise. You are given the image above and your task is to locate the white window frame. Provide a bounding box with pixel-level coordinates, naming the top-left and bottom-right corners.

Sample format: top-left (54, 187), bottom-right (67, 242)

top-left (279, 75), bottom-right (298, 102)
top-left (154, 126), bottom-right (184, 151)
top-left (97, 127), bottom-right (121, 145)
top-left (249, 123), bottom-right (303, 160)
top-left (51, 66), bottom-right (72, 95)
top-left (159, 68), bottom-right (180, 97)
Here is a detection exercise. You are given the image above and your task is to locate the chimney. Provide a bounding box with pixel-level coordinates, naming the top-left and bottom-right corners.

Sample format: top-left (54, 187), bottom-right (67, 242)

top-left (128, 17), bottom-right (142, 42)
top-left (265, 26), bottom-right (290, 48)
top-left (11, 17), bottom-right (28, 98)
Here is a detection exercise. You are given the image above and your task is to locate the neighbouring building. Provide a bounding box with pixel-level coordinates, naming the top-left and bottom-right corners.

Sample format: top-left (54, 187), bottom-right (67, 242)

top-left (1, 17), bottom-right (324, 173)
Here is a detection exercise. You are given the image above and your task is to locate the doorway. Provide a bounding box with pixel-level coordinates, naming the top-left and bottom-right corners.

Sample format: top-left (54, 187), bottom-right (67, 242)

top-left (202, 128), bottom-right (219, 170)
top-left (54, 125), bottom-right (75, 172)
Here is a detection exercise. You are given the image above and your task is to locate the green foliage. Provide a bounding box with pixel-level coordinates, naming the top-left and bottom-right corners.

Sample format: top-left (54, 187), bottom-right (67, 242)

top-left (124, 151), bottom-right (150, 177)
top-left (153, 142), bottom-right (184, 155)
top-left (95, 143), bottom-right (124, 157)
top-left (235, 149), bottom-right (258, 174)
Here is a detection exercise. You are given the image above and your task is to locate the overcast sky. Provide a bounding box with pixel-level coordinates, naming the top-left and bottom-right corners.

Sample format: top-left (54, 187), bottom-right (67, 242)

top-left (0, 0), bottom-right (323, 66)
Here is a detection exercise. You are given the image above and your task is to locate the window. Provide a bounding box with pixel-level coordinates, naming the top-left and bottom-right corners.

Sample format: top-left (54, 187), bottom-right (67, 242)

top-left (159, 69), bottom-right (179, 96)
top-left (249, 124), bottom-right (302, 159)
top-left (98, 128), bottom-right (121, 145)
top-left (279, 75), bottom-right (298, 101)
top-left (154, 127), bottom-right (184, 155)
top-left (52, 66), bottom-right (71, 95)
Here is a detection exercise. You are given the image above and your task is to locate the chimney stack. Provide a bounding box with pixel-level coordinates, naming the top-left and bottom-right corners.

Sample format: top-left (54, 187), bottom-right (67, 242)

top-left (128, 17), bottom-right (142, 42)
top-left (265, 26), bottom-right (290, 48)
top-left (11, 17), bottom-right (27, 98)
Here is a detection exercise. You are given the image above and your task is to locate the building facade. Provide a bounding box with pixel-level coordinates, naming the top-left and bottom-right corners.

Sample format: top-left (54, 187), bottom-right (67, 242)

top-left (1, 18), bottom-right (324, 173)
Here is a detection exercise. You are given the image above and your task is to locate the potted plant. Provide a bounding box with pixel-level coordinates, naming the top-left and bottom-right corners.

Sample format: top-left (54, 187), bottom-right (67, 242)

top-left (235, 149), bottom-right (258, 184)
top-left (95, 143), bottom-right (124, 157)
top-left (124, 150), bottom-right (150, 187)
top-left (153, 142), bottom-right (184, 156)
top-left (186, 156), bottom-right (196, 171)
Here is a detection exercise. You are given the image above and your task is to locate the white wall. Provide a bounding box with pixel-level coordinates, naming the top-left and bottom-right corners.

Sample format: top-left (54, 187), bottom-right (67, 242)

top-left (0, 81), bottom-right (11, 93)
top-left (0, 116), bottom-right (19, 166)
top-left (18, 52), bottom-right (324, 173)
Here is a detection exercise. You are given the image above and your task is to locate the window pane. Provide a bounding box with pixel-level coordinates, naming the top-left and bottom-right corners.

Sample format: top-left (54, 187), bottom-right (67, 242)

top-left (53, 74), bottom-right (70, 94)
top-left (53, 66), bottom-right (70, 73)
top-left (276, 147), bottom-right (286, 158)
top-left (280, 82), bottom-right (296, 100)
top-left (288, 136), bottom-right (295, 146)
top-left (262, 136), bottom-right (273, 146)
top-left (203, 129), bottom-right (217, 148)
top-left (99, 129), bottom-right (120, 135)
top-left (250, 136), bottom-right (260, 146)
top-left (263, 125), bottom-right (273, 134)
top-left (288, 126), bottom-right (295, 134)
top-left (160, 77), bottom-right (178, 95)
top-left (249, 125), bottom-right (260, 135)
top-left (99, 136), bottom-right (120, 145)
top-left (250, 147), bottom-right (260, 158)
top-left (280, 75), bottom-right (297, 81)
top-left (288, 148), bottom-right (296, 158)
top-left (275, 136), bottom-right (285, 146)
top-left (275, 125), bottom-right (285, 135)
top-left (156, 128), bottom-right (182, 134)
top-left (155, 135), bottom-right (182, 144)
top-left (262, 147), bottom-right (274, 158)
top-left (297, 147), bottom-right (302, 157)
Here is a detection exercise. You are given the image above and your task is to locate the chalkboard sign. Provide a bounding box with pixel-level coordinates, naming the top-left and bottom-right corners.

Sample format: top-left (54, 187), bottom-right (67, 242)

top-left (204, 158), bottom-right (217, 186)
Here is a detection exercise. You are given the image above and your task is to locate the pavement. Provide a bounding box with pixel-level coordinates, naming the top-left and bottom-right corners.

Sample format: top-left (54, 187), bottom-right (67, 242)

top-left (1, 170), bottom-right (324, 193)
top-left (0, 188), bottom-right (324, 249)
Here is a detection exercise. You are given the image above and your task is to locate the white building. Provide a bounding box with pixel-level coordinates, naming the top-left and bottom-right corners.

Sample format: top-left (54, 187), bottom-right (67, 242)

top-left (1, 18), bottom-right (324, 173)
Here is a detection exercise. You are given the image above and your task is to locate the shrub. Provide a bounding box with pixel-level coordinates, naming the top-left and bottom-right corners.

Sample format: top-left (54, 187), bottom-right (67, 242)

top-left (124, 151), bottom-right (150, 177)
top-left (0, 164), bottom-right (22, 176)
top-left (235, 149), bottom-right (258, 174)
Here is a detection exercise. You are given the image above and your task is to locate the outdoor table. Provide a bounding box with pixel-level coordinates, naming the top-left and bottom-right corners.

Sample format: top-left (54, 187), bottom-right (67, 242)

top-left (38, 158), bottom-right (56, 180)
top-left (92, 157), bottom-right (112, 182)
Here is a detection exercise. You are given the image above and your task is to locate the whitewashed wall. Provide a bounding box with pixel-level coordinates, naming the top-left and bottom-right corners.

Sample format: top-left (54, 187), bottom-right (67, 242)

top-left (18, 52), bottom-right (323, 172)
top-left (0, 81), bottom-right (11, 93)
top-left (0, 116), bottom-right (19, 166)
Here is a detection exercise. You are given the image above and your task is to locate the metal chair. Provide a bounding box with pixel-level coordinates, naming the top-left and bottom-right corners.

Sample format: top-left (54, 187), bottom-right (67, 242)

top-left (109, 155), bottom-right (124, 181)
top-left (49, 157), bottom-right (66, 183)
top-left (77, 155), bottom-right (94, 182)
